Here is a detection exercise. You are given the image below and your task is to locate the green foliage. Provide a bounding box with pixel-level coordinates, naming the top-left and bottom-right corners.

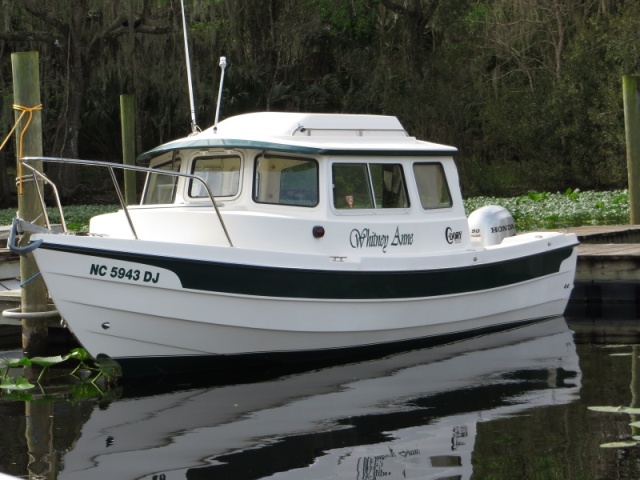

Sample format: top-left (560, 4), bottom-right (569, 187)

top-left (464, 189), bottom-right (630, 231)
top-left (0, 376), bottom-right (35, 391)
top-left (0, 187), bottom-right (630, 233)
top-left (305, 0), bottom-right (378, 40)
top-left (0, 0), bottom-right (636, 195)
top-left (0, 348), bottom-right (121, 399)
top-left (0, 205), bottom-right (118, 232)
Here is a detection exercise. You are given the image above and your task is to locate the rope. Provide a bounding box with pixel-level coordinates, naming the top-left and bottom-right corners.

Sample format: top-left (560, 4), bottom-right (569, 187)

top-left (0, 103), bottom-right (43, 196)
top-left (20, 271), bottom-right (42, 288)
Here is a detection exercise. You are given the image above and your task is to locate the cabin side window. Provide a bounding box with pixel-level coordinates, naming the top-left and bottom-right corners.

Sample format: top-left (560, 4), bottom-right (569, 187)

top-left (332, 163), bottom-right (409, 209)
top-left (413, 163), bottom-right (452, 209)
top-left (253, 155), bottom-right (319, 207)
top-left (189, 155), bottom-right (241, 198)
top-left (141, 158), bottom-right (182, 205)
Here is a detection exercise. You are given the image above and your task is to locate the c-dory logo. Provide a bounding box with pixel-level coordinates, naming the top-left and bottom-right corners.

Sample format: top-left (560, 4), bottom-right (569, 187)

top-left (445, 227), bottom-right (462, 244)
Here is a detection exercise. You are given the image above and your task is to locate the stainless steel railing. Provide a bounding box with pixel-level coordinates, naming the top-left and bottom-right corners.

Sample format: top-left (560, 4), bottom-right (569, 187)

top-left (18, 156), bottom-right (234, 247)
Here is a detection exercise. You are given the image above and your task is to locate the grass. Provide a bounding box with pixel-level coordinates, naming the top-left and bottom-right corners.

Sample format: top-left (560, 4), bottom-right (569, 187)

top-left (0, 188), bottom-right (631, 232)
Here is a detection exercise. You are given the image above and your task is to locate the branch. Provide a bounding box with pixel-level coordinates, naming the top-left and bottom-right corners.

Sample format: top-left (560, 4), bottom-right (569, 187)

top-left (379, 0), bottom-right (411, 16)
top-left (104, 22), bottom-right (172, 39)
top-left (379, 0), bottom-right (440, 28)
top-left (23, 0), bottom-right (68, 33)
top-left (0, 30), bottom-right (62, 47)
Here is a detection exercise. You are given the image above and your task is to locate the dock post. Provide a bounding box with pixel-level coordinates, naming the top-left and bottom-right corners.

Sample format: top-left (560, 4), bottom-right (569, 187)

top-left (11, 52), bottom-right (48, 357)
top-left (121, 94), bottom-right (136, 205)
top-left (623, 75), bottom-right (640, 224)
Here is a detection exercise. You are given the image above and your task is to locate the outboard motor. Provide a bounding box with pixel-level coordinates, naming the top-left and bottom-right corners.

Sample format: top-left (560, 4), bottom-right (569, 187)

top-left (468, 205), bottom-right (516, 247)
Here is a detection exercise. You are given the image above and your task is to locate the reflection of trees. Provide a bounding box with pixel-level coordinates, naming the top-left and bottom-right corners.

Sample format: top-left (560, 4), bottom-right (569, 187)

top-left (474, 344), bottom-right (640, 478)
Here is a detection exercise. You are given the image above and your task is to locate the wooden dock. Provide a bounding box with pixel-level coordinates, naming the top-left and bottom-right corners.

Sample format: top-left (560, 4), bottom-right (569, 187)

top-left (559, 225), bottom-right (640, 305)
top-left (568, 225), bottom-right (640, 281)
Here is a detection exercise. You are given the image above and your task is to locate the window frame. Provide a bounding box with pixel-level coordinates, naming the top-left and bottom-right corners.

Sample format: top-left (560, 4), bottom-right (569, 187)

top-left (331, 161), bottom-right (410, 211)
top-left (412, 162), bottom-right (453, 210)
top-left (252, 153), bottom-right (320, 208)
top-left (141, 157), bottom-right (182, 205)
top-left (187, 154), bottom-right (242, 199)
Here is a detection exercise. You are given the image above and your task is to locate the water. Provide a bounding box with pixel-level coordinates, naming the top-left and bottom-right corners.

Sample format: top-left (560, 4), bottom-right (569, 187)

top-left (1, 313), bottom-right (640, 479)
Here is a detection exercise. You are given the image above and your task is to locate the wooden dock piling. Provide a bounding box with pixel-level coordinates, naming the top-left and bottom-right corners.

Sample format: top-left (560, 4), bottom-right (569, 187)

top-left (121, 94), bottom-right (136, 205)
top-left (623, 75), bottom-right (640, 224)
top-left (11, 51), bottom-right (49, 357)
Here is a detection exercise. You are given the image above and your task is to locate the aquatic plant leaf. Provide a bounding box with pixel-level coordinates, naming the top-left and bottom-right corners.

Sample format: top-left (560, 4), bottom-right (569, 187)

top-left (67, 348), bottom-right (91, 362)
top-left (609, 353), bottom-right (633, 357)
top-left (0, 376), bottom-right (35, 391)
top-left (14, 376), bottom-right (35, 390)
top-left (601, 441), bottom-right (638, 448)
top-left (0, 378), bottom-right (15, 389)
top-left (0, 357), bottom-right (32, 368)
top-left (30, 355), bottom-right (69, 368)
top-left (589, 406), bottom-right (640, 414)
top-left (630, 421), bottom-right (640, 428)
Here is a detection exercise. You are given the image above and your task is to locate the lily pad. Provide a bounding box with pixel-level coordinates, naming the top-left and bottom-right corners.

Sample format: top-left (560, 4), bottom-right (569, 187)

top-left (589, 406), bottom-right (640, 414)
top-left (0, 375), bottom-right (35, 391)
top-left (0, 357), bottom-right (32, 368)
top-left (67, 348), bottom-right (91, 362)
top-left (601, 441), bottom-right (639, 448)
top-left (29, 355), bottom-right (69, 368)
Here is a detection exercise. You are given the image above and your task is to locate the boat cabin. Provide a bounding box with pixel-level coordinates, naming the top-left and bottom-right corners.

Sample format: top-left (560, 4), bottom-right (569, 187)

top-left (90, 112), bottom-right (472, 256)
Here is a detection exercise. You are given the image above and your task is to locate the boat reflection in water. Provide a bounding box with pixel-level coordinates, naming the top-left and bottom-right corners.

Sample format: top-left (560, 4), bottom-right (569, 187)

top-left (59, 317), bottom-right (580, 480)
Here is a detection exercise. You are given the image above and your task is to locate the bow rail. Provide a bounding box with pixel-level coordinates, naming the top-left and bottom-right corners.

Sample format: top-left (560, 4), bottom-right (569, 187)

top-left (17, 156), bottom-right (234, 247)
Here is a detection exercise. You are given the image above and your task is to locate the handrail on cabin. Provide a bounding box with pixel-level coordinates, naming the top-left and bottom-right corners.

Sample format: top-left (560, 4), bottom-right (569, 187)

top-left (18, 156), bottom-right (234, 247)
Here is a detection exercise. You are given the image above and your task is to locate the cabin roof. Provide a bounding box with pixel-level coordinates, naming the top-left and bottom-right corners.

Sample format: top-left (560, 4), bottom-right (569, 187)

top-left (137, 112), bottom-right (458, 164)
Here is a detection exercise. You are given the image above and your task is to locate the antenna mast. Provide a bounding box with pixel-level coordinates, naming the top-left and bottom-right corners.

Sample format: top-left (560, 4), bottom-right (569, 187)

top-left (180, 0), bottom-right (198, 134)
top-left (213, 57), bottom-right (227, 131)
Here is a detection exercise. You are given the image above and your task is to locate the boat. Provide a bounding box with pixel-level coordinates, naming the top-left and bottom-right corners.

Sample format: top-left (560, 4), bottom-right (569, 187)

top-left (7, 107), bottom-right (579, 375)
top-left (53, 318), bottom-right (581, 479)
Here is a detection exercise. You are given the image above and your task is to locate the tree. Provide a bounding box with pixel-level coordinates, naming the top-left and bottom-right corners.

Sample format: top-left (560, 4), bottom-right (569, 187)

top-left (0, 0), bottom-right (170, 198)
top-left (378, 0), bottom-right (441, 78)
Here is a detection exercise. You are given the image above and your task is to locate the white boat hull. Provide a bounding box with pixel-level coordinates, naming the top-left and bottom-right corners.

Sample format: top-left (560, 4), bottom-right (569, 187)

top-left (31, 231), bottom-right (578, 373)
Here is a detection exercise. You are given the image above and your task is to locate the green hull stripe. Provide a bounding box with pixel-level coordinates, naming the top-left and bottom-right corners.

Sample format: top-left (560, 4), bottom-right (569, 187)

top-left (39, 243), bottom-right (575, 299)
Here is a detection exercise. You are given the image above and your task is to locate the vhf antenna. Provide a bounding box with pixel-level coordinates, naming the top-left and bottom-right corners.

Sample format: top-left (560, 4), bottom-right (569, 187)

top-left (213, 56), bottom-right (227, 132)
top-left (180, 0), bottom-right (199, 134)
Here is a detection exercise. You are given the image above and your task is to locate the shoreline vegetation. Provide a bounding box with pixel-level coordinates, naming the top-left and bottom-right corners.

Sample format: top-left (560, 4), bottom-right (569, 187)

top-left (0, 189), bottom-right (630, 233)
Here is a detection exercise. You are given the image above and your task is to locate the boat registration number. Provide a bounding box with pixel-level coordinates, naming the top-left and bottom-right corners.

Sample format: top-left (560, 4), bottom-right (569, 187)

top-left (89, 263), bottom-right (160, 284)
